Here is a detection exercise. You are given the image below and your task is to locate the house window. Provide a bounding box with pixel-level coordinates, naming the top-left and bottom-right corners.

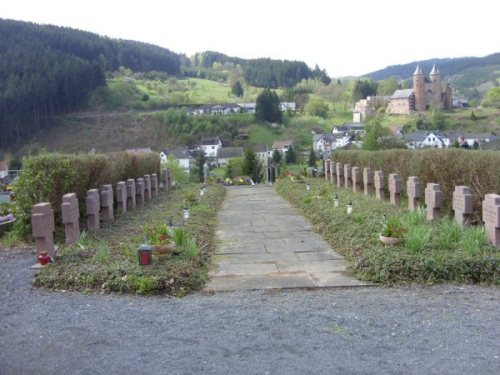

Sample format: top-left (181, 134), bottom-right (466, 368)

top-left (211, 146), bottom-right (215, 149)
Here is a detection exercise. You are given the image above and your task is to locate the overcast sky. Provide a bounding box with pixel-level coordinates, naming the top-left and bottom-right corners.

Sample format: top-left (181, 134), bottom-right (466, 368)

top-left (2, 0), bottom-right (499, 77)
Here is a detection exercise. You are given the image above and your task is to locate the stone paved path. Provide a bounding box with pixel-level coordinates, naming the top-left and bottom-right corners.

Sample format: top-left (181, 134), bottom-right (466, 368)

top-left (205, 186), bottom-right (369, 291)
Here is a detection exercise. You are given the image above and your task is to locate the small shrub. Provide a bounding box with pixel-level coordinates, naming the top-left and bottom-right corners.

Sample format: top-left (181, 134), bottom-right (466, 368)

top-left (404, 226), bottom-right (430, 253)
top-left (94, 244), bottom-right (110, 263)
top-left (434, 219), bottom-right (461, 250)
top-left (184, 238), bottom-right (199, 259)
top-left (461, 227), bottom-right (487, 255)
top-left (402, 207), bottom-right (427, 227)
top-left (172, 227), bottom-right (187, 246)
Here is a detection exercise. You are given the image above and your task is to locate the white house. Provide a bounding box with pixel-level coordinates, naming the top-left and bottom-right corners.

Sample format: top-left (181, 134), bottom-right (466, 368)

top-left (280, 102), bottom-right (296, 111)
top-left (240, 103), bottom-right (256, 113)
top-left (313, 134), bottom-right (336, 153)
top-left (199, 136), bottom-right (222, 157)
top-left (403, 131), bottom-right (450, 149)
top-left (332, 123), bottom-right (364, 135)
top-left (160, 148), bottom-right (193, 171)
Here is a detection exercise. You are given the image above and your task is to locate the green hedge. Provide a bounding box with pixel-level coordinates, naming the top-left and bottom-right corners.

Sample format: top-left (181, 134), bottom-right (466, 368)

top-left (332, 149), bottom-right (500, 219)
top-left (13, 152), bottom-right (160, 236)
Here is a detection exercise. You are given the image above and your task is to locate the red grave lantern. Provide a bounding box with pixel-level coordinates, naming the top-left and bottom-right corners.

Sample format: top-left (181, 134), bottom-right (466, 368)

top-left (138, 244), bottom-right (153, 266)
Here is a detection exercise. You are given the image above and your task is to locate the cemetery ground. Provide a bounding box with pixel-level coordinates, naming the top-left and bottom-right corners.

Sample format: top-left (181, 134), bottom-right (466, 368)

top-left (28, 184), bottom-right (226, 296)
top-left (276, 178), bottom-right (499, 285)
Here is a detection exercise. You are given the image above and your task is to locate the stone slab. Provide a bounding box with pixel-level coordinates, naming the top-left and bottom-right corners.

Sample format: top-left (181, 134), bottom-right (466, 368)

top-left (209, 263), bottom-right (279, 277)
top-left (205, 186), bottom-right (364, 292)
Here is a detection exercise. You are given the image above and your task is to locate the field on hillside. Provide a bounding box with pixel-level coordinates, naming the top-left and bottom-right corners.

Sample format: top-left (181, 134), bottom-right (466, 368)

top-left (90, 71), bottom-right (284, 111)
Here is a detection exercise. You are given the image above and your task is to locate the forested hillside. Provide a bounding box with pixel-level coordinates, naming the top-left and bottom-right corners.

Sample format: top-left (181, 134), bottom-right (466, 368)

top-left (185, 51), bottom-right (331, 88)
top-left (0, 18), bottom-right (182, 147)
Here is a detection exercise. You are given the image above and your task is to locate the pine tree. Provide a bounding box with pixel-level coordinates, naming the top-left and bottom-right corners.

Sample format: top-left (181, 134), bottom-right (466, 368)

top-left (285, 145), bottom-right (297, 164)
top-left (242, 145), bottom-right (262, 182)
top-left (195, 151), bottom-right (206, 183)
top-left (255, 88), bottom-right (282, 123)
top-left (231, 80), bottom-right (244, 97)
top-left (307, 148), bottom-right (317, 167)
top-left (272, 149), bottom-right (282, 163)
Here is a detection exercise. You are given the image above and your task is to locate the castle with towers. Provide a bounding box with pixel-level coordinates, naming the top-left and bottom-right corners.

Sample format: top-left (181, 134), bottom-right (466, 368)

top-left (386, 65), bottom-right (452, 114)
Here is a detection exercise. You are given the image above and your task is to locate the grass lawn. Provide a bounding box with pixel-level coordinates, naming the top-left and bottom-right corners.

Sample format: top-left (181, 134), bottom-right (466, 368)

top-left (34, 184), bottom-right (226, 296)
top-left (276, 178), bottom-right (499, 285)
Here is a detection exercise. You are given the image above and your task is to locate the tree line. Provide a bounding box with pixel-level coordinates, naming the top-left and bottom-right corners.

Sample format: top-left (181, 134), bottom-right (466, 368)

top-left (191, 51), bottom-right (330, 88)
top-left (0, 18), bottom-right (182, 147)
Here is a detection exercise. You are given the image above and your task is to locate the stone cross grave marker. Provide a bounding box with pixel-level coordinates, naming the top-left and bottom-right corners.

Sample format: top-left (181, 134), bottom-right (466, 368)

top-left (352, 167), bottom-right (361, 193)
top-left (330, 160), bottom-right (336, 183)
top-left (86, 189), bottom-right (100, 231)
top-left (126, 179), bottom-right (136, 210)
top-left (100, 184), bottom-right (114, 222)
top-left (407, 176), bottom-right (422, 211)
top-left (61, 193), bottom-right (80, 244)
top-left (452, 186), bottom-right (472, 226)
top-left (374, 171), bottom-right (385, 200)
top-left (344, 164), bottom-right (352, 188)
top-left (482, 194), bottom-right (500, 248)
top-left (388, 173), bottom-right (401, 206)
top-left (31, 203), bottom-right (55, 258)
top-left (363, 167), bottom-right (373, 196)
top-left (116, 181), bottom-right (127, 214)
top-left (143, 174), bottom-right (152, 201)
top-left (425, 183), bottom-right (443, 220)
top-left (151, 173), bottom-right (158, 197)
top-left (136, 178), bottom-right (145, 205)
top-left (336, 162), bottom-right (344, 187)
top-left (162, 169), bottom-right (172, 191)
top-left (324, 160), bottom-right (330, 181)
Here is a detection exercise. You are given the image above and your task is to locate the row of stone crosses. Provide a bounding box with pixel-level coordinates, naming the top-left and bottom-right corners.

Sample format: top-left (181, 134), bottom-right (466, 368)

top-left (31, 169), bottom-right (173, 260)
top-left (323, 160), bottom-right (500, 248)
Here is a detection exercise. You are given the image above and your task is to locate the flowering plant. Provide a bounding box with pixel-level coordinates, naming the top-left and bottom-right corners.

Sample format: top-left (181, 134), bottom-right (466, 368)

top-left (381, 216), bottom-right (407, 238)
top-left (144, 222), bottom-right (172, 246)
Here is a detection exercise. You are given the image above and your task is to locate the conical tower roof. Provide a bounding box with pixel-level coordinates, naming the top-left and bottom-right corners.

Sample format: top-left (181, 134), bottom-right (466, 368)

top-left (413, 65), bottom-right (423, 75)
top-left (430, 64), bottom-right (439, 75)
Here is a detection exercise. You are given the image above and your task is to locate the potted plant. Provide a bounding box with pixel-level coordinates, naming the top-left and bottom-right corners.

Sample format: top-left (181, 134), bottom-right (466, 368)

top-left (144, 222), bottom-right (176, 258)
top-left (379, 216), bottom-right (406, 246)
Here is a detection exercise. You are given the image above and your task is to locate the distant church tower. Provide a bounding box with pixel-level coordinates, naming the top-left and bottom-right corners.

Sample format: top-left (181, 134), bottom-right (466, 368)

top-left (413, 65), bottom-right (426, 111)
top-left (429, 64), bottom-right (442, 108)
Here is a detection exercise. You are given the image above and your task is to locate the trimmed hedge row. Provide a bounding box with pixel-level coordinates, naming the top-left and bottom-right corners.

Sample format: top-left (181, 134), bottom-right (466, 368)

top-left (332, 149), bottom-right (500, 219)
top-left (13, 152), bottom-right (160, 235)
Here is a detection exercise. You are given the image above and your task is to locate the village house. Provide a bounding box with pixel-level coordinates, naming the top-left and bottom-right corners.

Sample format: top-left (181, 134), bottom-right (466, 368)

top-left (331, 123), bottom-right (364, 135)
top-left (254, 144), bottom-right (273, 163)
top-left (0, 161), bottom-right (8, 179)
top-left (199, 136), bottom-right (222, 157)
top-left (279, 102), bottom-right (296, 111)
top-left (160, 148), bottom-right (193, 171)
top-left (313, 134), bottom-right (336, 153)
top-left (403, 131), bottom-right (451, 149)
top-left (216, 147), bottom-right (244, 167)
top-left (272, 140), bottom-right (293, 154)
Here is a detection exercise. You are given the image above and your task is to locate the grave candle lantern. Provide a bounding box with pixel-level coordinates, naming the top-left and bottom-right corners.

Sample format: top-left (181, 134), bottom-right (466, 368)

top-left (306, 183), bottom-right (311, 191)
top-left (333, 194), bottom-right (339, 208)
top-left (347, 200), bottom-right (353, 214)
top-left (138, 244), bottom-right (153, 266)
top-left (183, 206), bottom-right (190, 220)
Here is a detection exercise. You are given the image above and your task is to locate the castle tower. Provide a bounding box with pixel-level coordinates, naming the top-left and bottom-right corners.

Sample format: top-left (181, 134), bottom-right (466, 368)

top-left (413, 65), bottom-right (426, 111)
top-left (429, 64), bottom-right (442, 108)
